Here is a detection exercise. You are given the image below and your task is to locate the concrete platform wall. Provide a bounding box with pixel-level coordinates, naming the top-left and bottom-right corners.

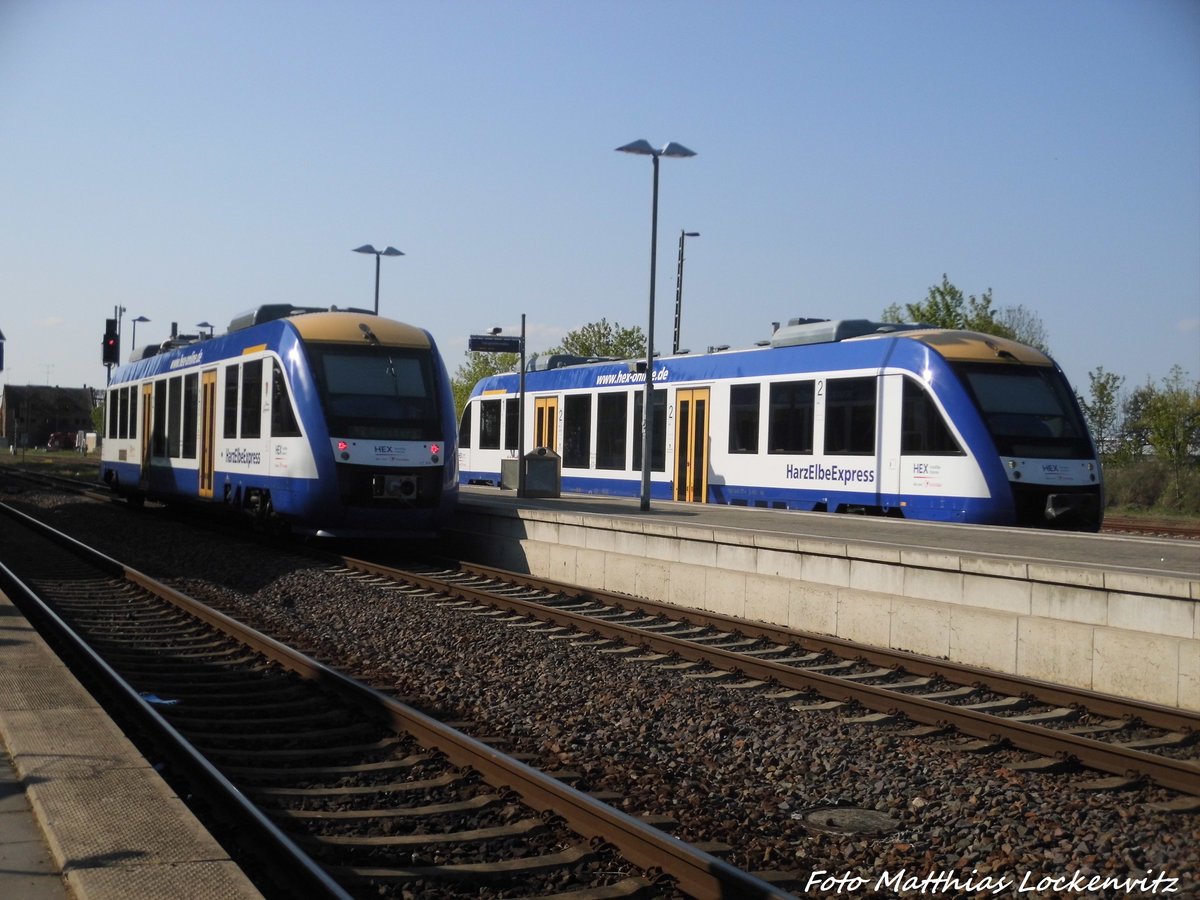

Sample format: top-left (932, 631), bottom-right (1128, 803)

top-left (447, 505), bottom-right (1200, 712)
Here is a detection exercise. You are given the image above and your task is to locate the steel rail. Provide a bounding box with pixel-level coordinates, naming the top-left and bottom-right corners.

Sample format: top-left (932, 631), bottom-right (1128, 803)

top-left (455, 560), bottom-right (1200, 735)
top-left (0, 501), bottom-right (790, 900)
top-left (343, 556), bottom-right (1200, 796)
top-left (0, 502), bottom-right (352, 900)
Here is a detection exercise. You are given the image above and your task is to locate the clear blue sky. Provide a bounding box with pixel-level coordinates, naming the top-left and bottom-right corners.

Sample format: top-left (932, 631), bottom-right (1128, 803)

top-left (2, 0), bottom-right (1197, 399)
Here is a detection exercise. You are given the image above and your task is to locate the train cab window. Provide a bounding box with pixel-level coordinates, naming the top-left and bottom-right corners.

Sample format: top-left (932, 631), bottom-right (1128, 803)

top-left (824, 377), bottom-right (876, 455)
top-left (458, 404), bottom-right (473, 448)
top-left (182, 373), bottom-right (198, 458)
top-left (152, 381), bottom-right (168, 457)
top-left (504, 398), bottom-right (519, 451)
top-left (728, 384), bottom-right (760, 454)
top-left (596, 392), bottom-right (628, 470)
top-left (241, 359), bottom-right (263, 439)
top-left (768, 380), bottom-right (814, 454)
top-left (270, 360), bottom-right (301, 438)
top-left (954, 364), bottom-right (1092, 459)
top-left (562, 394), bottom-right (591, 468)
top-left (632, 390), bottom-right (667, 472)
top-left (901, 378), bottom-right (962, 455)
top-left (479, 399), bottom-right (501, 449)
top-left (308, 344), bottom-right (441, 441)
top-left (223, 364), bottom-right (240, 439)
top-left (167, 376), bottom-right (183, 457)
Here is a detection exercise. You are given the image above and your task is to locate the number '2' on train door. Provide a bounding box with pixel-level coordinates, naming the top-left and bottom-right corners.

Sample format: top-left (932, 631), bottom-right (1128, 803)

top-left (673, 387), bottom-right (709, 502)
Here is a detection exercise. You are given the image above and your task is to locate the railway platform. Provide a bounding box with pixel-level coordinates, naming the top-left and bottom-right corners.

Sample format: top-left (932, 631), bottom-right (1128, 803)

top-left (0, 587), bottom-right (263, 900)
top-left (451, 486), bottom-right (1200, 711)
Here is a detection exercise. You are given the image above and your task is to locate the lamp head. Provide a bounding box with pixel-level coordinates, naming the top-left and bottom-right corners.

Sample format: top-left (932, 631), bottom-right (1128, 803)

top-left (660, 142), bottom-right (696, 158)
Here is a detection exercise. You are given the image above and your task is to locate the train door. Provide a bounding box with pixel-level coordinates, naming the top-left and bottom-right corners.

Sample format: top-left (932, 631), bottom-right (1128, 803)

top-left (673, 387), bottom-right (710, 502)
top-left (534, 396), bottom-right (558, 452)
top-left (198, 369), bottom-right (217, 499)
top-left (139, 383), bottom-right (153, 488)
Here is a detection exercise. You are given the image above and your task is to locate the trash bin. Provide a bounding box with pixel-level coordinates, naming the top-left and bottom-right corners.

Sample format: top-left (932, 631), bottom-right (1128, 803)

top-left (500, 457), bottom-right (519, 490)
top-left (522, 447), bottom-right (561, 498)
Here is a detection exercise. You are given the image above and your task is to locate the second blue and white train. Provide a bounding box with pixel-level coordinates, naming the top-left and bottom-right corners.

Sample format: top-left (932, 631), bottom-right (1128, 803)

top-left (457, 318), bottom-right (1103, 530)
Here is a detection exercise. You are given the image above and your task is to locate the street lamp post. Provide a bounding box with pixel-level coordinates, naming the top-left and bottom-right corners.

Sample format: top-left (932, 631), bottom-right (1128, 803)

top-left (131, 316), bottom-right (150, 354)
top-left (352, 244), bottom-right (404, 315)
top-left (196, 321), bottom-right (215, 339)
top-left (615, 139), bottom-right (696, 511)
top-left (673, 230), bottom-right (700, 355)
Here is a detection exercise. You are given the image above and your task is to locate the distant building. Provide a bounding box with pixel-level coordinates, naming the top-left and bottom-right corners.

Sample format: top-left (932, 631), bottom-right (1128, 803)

top-left (1, 385), bottom-right (96, 450)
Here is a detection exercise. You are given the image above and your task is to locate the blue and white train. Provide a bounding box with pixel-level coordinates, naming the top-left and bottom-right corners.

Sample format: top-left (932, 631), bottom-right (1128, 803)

top-left (100, 305), bottom-right (458, 538)
top-left (458, 318), bottom-right (1103, 530)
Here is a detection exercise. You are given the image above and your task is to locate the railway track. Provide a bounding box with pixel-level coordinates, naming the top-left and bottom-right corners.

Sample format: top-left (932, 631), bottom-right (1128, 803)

top-left (0, 501), bottom-right (794, 899)
top-left (331, 555), bottom-right (1200, 801)
top-left (1101, 515), bottom-right (1200, 539)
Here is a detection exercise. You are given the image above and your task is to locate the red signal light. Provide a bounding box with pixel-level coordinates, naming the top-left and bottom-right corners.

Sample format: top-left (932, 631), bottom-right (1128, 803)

top-left (337, 440), bottom-right (348, 451)
top-left (430, 443), bottom-right (440, 455)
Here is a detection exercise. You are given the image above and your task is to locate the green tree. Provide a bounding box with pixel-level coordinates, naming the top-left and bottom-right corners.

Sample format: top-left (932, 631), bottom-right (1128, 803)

top-left (1119, 381), bottom-right (1156, 460)
top-left (882, 274), bottom-right (1051, 353)
top-left (994, 304), bottom-right (1051, 355)
top-left (545, 318), bottom-right (646, 359)
top-left (450, 351), bottom-right (519, 419)
top-left (1140, 366), bottom-right (1200, 500)
top-left (1081, 367), bottom-right (1125, 461)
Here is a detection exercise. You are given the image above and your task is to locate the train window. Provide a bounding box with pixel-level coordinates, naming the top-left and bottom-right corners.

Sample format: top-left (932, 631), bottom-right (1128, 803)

top-left (120, 388), bottom-right (131, 441)
top-left (768, 381), bottom-right (814, 454)
top-left (479, 399), bottom-right (501, 449)
top-left (458, 403), bottom-right (473, 448)
top-left (563, 394), bottom-right (591, 468)
top-left (632, 390), bottom-right (667, 472)
top-left (728, 384), bottom-right (760, 454)
top-left (901, 378), bottom-right (961, 455)
top-left (108, 390), bottom-right (119, 440)
top-left (241, 359), bottom-right (263, 439)
top-left (270, 360), bottom-right (301, 438)
top-left (223, 364), bottom-right (240, 439)
top-left (126, 386), bottom-right (137, 440)
top-left (308, 344), bottom-right (441, 441)
top-left (596, 392), bottom-right (627, 470)
top-left (825, 377), bottom-right (876, 455)
top-left (182, 373), bottom-right (198, 459)
top-left (504, 399), bottom-right (519, 451)
top-left (167, 376), bottom-right (183, 457)
top-left (152, 381), bottom-right (168, 457)
top-left (954, 364), bottom-right (1092, 459)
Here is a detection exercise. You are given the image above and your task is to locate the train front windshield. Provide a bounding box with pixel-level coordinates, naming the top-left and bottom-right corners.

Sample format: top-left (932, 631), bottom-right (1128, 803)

top-left (953, 363), bottom-right (1093, 459)
top-left (308, 344), bottom-right (443, 440)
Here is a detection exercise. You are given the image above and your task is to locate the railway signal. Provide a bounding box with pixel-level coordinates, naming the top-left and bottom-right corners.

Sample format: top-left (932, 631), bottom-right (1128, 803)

top-left (102, 318), bottom-right (120, 366)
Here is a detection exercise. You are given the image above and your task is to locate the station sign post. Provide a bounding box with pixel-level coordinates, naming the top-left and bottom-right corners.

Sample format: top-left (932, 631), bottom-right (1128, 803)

top-left (468, 319), bottom-right (527, 497)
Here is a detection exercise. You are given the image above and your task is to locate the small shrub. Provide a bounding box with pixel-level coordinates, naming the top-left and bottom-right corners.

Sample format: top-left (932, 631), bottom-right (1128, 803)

top-left (1103, 460), bottom-right (1168, 510)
